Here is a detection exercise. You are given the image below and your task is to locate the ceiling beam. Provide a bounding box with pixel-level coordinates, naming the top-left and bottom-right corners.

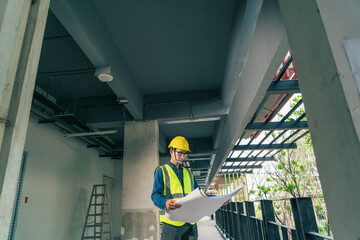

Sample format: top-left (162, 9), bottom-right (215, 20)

top-left (219, 170), bottom-right (254, 175)
top-left (222, 165), bottom-right (262, 169)
top-left (187, 153), bottom-right (213, 158)
top-left (245, 121), bottom-right (308, 131)
top-left (233, 143), bottom-right (297, 151)
top-left (226, 156), bottom-right (275, 162)
top-left (144, 90), bottom-right (228, 123)
top-left (267, 80), bottom-right (300, 94)
top-left (190, 168), bottom-right (210, 172)
top-left (186, 158), bottom-right (211, 161)
top-left (187, 161), bottom-right (210, 169)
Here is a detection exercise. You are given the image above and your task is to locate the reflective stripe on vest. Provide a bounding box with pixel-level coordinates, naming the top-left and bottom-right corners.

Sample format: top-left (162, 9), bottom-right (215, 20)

top-left (158, 164), bottom-right (195, 226)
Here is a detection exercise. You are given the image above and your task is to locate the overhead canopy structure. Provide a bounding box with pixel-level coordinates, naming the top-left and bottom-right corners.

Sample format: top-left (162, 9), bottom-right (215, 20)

top-left (219, 54), bottom-right (310, 177)
top-left (30, 0), bottom-right (267, 189)
top-left (27, 0), bottom-right (313, 189)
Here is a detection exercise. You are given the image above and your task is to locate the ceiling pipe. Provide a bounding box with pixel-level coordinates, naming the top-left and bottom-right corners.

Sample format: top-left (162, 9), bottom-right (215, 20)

top-left (32, 89), bottom-right (119, 153)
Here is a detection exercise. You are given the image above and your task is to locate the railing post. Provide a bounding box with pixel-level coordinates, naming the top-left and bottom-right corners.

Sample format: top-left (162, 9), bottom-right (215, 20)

top-left (229, 202), bottom-right (240, 240)
top-left (224, 204), bottom-right (230, 238)
top-left (220, 205), bottom-right (225, 234)
top-left (245, 201), bottom-right (258, 240)
top-left (236, 202), bottom-right (248, 240)
top-left (218, 206), bottom-right (224, 234)
top-left (290, 197), bottom-right (319, 240)
top-left (261, 200), bottom-right (281, 240)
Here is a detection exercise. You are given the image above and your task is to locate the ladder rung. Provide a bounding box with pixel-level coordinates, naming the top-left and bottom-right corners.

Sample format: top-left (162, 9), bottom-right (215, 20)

top-left (90, 203), bottom-right (108, 206)
top-left (86, 222), bottom-right (110, 227)
top-left (86, 224), bottom-right (102, 227)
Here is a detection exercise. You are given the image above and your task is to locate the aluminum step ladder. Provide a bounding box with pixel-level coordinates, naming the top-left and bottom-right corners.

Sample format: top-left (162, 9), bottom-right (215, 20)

top-left (81, 184), bottom-right (112, 240)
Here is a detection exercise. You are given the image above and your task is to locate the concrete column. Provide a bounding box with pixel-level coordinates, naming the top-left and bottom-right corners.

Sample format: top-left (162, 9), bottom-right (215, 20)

top-left (0, 0), bottom-right (31, 151)
top-left (278, 1), bottom-right (360, 239)
top-left (0, 0), bottom-right (49, 238)
top-left (122, 121), bottom-right (160, 240)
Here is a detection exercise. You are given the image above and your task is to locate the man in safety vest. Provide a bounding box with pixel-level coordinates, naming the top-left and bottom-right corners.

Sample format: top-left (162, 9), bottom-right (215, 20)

top-left (151, 136), bottom-right (230, 239)
top-left (151, 136), bottom-right (199, 239)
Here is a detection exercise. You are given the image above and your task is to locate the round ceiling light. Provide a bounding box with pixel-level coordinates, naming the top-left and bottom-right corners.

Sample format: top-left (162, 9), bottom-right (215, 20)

top-left (97, 73), bottom-right (113, 82)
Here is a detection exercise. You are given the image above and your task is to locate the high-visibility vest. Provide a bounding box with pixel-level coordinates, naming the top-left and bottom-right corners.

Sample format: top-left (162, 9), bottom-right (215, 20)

top-left (157, 164), bottom-right (196, 226)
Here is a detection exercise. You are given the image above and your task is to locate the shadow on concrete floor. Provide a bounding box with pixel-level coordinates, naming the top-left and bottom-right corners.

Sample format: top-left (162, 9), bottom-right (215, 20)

top-left (197, 216), bottom-right (224, 240)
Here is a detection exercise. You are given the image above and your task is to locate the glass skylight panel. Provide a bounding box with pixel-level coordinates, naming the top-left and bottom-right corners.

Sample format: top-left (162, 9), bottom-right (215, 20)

top-left (233, 162), bottom-right (240, 166)
top-left (225, 162), bottom-right (233, 166)
top-left (240, 162), bottom-right (248, 166)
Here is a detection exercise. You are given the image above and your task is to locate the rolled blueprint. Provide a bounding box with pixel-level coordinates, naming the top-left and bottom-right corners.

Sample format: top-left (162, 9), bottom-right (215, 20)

top-left (166, 182), bottom-right (246, 223)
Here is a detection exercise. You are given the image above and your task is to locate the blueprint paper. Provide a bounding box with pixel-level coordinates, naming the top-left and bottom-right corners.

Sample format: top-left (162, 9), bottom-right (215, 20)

top-left (166, 183), bottom-right (245, 223)
top-left (343, 39), bottom-right (360, 94)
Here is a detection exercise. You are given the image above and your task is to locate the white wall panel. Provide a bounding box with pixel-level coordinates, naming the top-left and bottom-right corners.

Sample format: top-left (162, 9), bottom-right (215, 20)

top-left (15, 116), bottom-right (116, 240)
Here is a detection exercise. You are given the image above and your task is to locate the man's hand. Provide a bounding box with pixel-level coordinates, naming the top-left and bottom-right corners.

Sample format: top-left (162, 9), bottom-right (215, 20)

top-left (223, 199), bottom-right (231, 206)
top-left (166, 199), bottom-right (182, 210)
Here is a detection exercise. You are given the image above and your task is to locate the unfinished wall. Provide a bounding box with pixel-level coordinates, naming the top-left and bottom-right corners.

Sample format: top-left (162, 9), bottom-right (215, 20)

top-left (14, 116), bottom-right (117, 240)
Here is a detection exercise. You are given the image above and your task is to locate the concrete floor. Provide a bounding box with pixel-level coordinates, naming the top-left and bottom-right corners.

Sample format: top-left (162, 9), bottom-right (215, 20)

top-left (197, 216), bottom-right (224, 240)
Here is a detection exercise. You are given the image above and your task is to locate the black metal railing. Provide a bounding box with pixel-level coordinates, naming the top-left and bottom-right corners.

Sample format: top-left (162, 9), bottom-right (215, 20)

top-left (215, 197), bottom-right (333, 240)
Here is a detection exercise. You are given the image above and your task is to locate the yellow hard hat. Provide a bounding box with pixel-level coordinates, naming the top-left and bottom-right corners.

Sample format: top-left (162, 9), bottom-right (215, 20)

top-left (168, 136), bottom-right (191, 152)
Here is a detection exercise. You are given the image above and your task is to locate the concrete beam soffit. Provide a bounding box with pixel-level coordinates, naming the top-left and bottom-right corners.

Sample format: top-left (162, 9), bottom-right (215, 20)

top-left (212, 117), bottom-right (227, 149)
top-left (222, 0), bottom-right (263, 107)
top-left (144, 97), bottom-right (228, 123)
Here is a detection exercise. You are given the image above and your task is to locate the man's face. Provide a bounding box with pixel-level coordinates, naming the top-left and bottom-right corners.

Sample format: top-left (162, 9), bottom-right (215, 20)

top-left (172, 149), bottom-right (188, 164)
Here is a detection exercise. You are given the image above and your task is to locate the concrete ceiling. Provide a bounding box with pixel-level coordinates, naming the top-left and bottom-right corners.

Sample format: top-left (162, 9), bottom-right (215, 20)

top-left (93, 0), bottom-right (234, 95)
top-left (33, 0), bottom-right (265, 187)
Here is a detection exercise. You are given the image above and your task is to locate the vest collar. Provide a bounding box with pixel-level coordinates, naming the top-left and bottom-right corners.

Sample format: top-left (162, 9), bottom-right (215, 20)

top-left (167, 161), bottom-right (183, 170)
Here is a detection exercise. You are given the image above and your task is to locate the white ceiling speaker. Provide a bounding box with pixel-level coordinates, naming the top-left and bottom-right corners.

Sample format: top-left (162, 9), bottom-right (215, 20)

top-left (95, 66), bottom-right (113, 82)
